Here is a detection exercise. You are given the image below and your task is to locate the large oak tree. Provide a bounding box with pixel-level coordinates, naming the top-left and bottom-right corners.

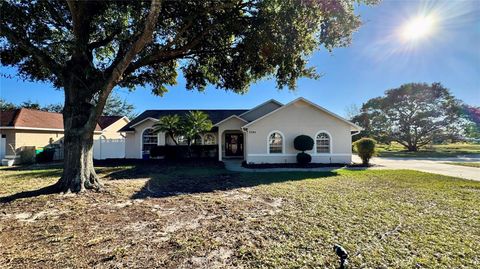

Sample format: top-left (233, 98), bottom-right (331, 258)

top-left (352, 83), bottom-right (461, 151)
top-left (1, 0), bottom-right (376, 193)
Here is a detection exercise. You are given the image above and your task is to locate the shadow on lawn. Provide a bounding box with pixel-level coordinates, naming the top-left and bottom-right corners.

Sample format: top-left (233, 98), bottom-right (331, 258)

top-left (104, 163), bottom-right (338, 199)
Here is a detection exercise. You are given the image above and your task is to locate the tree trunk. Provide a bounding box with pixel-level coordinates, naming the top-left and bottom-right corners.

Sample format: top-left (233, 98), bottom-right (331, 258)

top-left (56, 127), bottom-right (101, 192)
top-left (407, 145), bottom-right (418, 152)
top-left (55, 85), bottom-right (102, 193)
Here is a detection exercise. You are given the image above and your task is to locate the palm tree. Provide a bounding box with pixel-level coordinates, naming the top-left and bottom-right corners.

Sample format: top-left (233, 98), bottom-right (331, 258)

top-left (152, 114), bottom-right (181, 145)
top-left (183, 111), bottom-right (213, 146)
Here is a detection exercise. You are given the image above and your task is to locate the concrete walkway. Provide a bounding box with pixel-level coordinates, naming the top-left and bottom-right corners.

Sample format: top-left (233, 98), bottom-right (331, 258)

top-left (224, 156), bottom-right (480, 181)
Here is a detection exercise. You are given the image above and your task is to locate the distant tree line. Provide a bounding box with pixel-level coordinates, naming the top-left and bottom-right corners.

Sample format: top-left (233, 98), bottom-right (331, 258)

top-left (0, 93), bottom-right (137, 119)
top-left (350, 82), bottom-right (480, 151)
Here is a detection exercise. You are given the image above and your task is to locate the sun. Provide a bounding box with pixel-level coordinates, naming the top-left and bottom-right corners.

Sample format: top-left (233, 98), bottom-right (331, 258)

top-left (400, 14), bottom-right (436, 42)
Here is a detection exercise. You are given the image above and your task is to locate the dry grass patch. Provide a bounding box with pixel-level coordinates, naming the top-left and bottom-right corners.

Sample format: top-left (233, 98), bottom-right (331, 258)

top-left (1, 164), bottom-right (479, 268)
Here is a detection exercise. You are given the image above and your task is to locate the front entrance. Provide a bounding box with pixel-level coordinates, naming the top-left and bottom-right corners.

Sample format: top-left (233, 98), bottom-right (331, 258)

top-left (225, 133), bottom-right (243, 157)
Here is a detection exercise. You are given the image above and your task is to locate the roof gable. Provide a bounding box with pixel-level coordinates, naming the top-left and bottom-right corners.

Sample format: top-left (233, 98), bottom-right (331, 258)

top-left (239, 99), bottom-right (283, 122)
top-left (98, 116), bottom-right (129, 130)
top-left (119, 109), bottom-right (248, 132)
top-left (242, 97), bottom-right (362, 130)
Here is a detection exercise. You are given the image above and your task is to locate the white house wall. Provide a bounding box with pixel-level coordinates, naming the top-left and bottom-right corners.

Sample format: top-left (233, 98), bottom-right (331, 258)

top-left (244, 99), bottom-right (353, 164)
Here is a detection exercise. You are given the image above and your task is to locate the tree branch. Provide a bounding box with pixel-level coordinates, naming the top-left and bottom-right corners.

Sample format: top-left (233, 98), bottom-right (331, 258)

top-left (89, 0), bottom-right (162, 130)
top-left (0, 25), bottom-right (63, 78)
top-left (88, 28), bottom-right (122, 51)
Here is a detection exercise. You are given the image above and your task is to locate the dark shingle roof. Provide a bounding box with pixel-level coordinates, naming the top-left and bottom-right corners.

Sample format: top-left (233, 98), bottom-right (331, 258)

top-left (98, 115), bottom-right (125, 129)
top-left (119, 109), bottom-right (248, 132)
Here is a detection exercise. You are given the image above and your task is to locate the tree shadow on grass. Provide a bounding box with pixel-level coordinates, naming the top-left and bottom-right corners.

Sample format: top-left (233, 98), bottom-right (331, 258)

top-left (107, 164), bottom-right (339, 199)
top-left (0, 184), bottom-right (59, 203)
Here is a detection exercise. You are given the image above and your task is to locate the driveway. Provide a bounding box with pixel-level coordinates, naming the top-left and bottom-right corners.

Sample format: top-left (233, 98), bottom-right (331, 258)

top-left (353, 155), bottom-right (480, 181)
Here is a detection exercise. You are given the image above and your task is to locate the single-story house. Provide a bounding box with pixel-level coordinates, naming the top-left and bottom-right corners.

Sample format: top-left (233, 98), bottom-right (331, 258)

top-left (0, 108), bottom-right (129, 162)
top-left (119, 97), bottom-right (362, 164)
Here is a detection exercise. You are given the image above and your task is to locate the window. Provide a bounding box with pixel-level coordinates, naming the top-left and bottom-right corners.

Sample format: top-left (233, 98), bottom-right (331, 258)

top-left (316, 132), bottom-right (330, 153)
top-left (142, 128), bottom-right (158, 154)
top-left (268, 132), bottom-right (283, 154)
top-left (203, 133), bottom-right (216, 145)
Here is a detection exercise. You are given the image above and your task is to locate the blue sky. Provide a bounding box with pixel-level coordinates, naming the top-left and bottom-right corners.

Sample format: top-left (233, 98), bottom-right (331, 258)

top-left (1, 0), bottom-right (479, 117)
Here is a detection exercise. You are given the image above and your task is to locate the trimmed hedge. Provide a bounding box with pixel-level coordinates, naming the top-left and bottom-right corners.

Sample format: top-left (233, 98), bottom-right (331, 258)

top-left (296, 152), bottom-right (312, 165)
top-left (294, 135), bottom-right (314, 152)
top-left (149, 145), bottom-right (218, 160)
top-left (294, 135), bottom-right (313, 164)
top-left (354, 138), bottom-right (376, 165)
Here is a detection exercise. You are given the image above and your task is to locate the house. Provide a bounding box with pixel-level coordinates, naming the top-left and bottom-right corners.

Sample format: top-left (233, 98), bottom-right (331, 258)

top-left (0, 108), bottom-right (129, 162)
top-left (119, 97), bottom-right (362, 164)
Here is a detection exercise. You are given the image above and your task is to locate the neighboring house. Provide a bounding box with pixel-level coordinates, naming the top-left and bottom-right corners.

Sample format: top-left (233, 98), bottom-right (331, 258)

top-left (0, 108), bottom-right (129, 162)
top-left (120, 97), bottom-right (362, 164)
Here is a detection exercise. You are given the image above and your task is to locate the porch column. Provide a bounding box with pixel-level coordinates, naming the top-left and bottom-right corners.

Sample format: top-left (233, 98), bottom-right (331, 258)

top-left (218, 130), bottom-right (222, 161)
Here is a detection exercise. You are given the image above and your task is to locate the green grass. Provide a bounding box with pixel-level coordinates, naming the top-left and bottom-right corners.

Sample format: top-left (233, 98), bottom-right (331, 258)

top-left (1, 164), bottom-right (479, 268)
top-left (375, 142), bottom-right (480, 158)
top-left (444, 162), bottom-right (480, 168)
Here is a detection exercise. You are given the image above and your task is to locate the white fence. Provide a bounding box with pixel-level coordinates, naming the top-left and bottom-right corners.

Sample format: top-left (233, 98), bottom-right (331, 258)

top-left (93, 138), bottom-right (125, 160)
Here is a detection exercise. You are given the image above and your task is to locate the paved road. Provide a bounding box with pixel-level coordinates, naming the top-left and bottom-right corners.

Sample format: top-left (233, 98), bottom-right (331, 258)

top-left (353, 155), bottom-right (480, 181)
top-left (224, 156), bottom-right (480, 181)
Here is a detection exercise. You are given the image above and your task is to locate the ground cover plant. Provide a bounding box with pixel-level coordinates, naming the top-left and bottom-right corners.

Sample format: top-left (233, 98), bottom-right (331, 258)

top-left (1, 163), bottom-right (479, 268)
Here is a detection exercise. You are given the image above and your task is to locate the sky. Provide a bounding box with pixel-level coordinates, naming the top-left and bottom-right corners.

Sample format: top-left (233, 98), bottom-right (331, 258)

top-left (1, 0), bottom-right (479, 118)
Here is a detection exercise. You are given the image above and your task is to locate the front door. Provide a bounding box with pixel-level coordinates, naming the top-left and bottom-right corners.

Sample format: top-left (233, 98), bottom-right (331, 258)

top-left (225, 133), bottom-right (244, 157)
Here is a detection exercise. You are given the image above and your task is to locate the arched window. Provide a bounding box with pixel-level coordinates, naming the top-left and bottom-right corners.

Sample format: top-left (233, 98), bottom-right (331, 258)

top-left (142, 128), bottom-right (158, 154)
top-left (203, 133), bottom-right (216, 145)
top-left (316, 132), bottom-right (330, 153)
top-left (268, 131), bottom-right (283, 154)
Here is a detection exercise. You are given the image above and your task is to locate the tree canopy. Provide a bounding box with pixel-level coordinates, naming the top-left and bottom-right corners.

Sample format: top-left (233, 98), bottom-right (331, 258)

top-left (352, 83), bottom-right (462, 151)
top-left (0, 0), bottom-right (377, 192)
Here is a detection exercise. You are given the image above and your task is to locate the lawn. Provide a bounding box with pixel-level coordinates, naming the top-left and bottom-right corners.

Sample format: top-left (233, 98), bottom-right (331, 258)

top-left (1, 163), bottom-right (479, 268)
top-left (444, 162), bottom-right (480, 168)
top-left (375, 142), bottom-right (480, 158)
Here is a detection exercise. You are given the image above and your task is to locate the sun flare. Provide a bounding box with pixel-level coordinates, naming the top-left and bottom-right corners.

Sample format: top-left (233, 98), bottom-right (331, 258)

top-left (400, 15), bottom-right (436, 42)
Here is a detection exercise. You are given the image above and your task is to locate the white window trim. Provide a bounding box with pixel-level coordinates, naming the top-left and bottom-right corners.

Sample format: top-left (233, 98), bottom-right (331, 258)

top-left (267, 130), bottom-right (285, 154)
top-left (314, 130), bottom-right (332, 154)
top-left (140, 127), bottom-right (159, 156)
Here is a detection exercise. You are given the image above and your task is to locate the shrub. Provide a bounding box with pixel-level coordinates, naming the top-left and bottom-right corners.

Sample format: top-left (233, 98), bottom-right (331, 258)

top-left (294, 135), bottom-right (313, 164)
top-left (36, 148), bottom-right (55, 163)
top-left (354, 138), bottom-right (376, 165)
top-left (294, 135), bottom-right (314, 152)
top-left (297, 152), bottom-right (312, 165)
top-left (150, 146), bottom-right (165, 158)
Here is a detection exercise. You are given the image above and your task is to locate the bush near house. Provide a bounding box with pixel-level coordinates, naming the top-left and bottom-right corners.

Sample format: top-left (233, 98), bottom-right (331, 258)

top-left (149, 145), bottom-right (218, 160)
top-left (294, 135), bottom-right (314, 165)
top-left (36, 148), bottom-right (56, 163)
top-left (354, 138), bottom-right (376, 165)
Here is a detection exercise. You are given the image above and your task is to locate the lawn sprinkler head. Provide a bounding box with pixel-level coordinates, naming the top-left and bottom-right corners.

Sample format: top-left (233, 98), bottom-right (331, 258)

top-left (333, 244), bottom-right (349, 269)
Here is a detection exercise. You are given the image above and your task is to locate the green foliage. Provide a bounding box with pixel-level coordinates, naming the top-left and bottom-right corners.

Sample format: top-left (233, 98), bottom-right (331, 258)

top-left (103, 93), bottom-right (137, 119)
top-left (293, 135), bottom-right (314, 152)
top-left (352, 83), bottom-right (462, 151)
top-left (152, 115), bottom-right (182, 145)
top-left (296, 152), bottom-right (312, 165)
top-left (153, 111), bottom-right (213, 147)
top-left (182, 111), bottom-right (213, 145)
top-left (1, 0), bottom-right (377, 93)
top-left (354, 138), bottom-right (376, 165)
top-left (0, 98), bottom-right (16, 110)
